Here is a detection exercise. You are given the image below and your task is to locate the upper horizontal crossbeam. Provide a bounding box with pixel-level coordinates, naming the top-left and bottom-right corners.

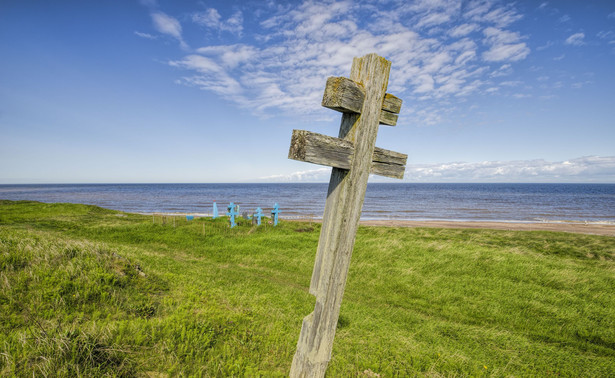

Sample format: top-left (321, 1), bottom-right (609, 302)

top-left (321, 76), bottom-right (402, 126)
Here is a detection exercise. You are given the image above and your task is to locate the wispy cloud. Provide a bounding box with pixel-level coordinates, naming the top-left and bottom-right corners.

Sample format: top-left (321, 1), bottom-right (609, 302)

top-left (404, 156), bottom-right (615, 182)
top-left (262, 156), bottom-right (615, 182)
top-left (192, 9), bottom-right (244, 36)
top-left (151, 11), bottom-right (187, 49)
top-left (141, 0), bottom-right (532, 124)
top-left (482, 27), bottom-right (530, 62)
top-left (565, 32), bottom-right (585, 46)
top-left (449, 23), bottom-right (479, 37)
top-left (259, 167), bottom-right (331, 182)
top-left (134, 31), bottom-right (157, 40)
top-left (597, 30), bottom-right (615, 44)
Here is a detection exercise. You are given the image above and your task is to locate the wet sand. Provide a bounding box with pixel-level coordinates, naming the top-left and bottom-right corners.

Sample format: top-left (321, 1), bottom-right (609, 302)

top-left (289, 219), bottom-right (615, 236)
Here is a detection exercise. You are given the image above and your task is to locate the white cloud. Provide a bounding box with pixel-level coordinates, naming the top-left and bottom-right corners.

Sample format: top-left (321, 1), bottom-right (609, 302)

top-left (482, 27), bottom-right (530, 62)
top-left (449, 23), bottom-right (479, 37)
top-left (571, 80), bottom-right (592, 89)
top-left (197, 44), bottom-right (258, 69)
top-left (259, 167), bottom-right (331, 182)
top-left (145, 0), bottom-right (530, 121)
top-left (597, 30), bottom-right (615, 43)
top-left (403, 156), bottom-right (615, 182)
top-left (565, 32), bottom-right (585, 46)
top-left (134, 31), bottom-right (156, 39)
top-left (260, 157), bottom-right (615, 183)
top-left (192, 8), bottom-right (221, 28)
top-left (535, 40), bottom-right (553, 51)
top-left (169, 55), bottom-right (242, 96)
top-left (415, 12), bottom-right (451, 29)
top-left (464, 1), bottom-right (522, 28)
top-left (489, 63), bottom-right (512, 77)
top-left (193, 9), bottom-right (244, 36)
top-left (151, 12), bottom-right (187, 48)
top-left (608, 12), bottom-right (615, 19)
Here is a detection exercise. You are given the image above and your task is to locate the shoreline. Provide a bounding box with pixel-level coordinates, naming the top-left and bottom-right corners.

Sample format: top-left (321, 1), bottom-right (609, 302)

top-left (144, 213), bottom-right (615, 236)
top-left (284, 218), bottom-right (614, 236)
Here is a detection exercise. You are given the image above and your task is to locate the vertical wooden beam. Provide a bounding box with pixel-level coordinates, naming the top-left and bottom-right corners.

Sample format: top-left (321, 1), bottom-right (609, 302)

top-left (290, 54), bottom-right (391, 377)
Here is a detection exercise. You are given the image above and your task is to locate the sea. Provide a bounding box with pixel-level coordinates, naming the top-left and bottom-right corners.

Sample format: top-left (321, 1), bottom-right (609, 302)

top-left (1, 183), bottom-right (614, 224)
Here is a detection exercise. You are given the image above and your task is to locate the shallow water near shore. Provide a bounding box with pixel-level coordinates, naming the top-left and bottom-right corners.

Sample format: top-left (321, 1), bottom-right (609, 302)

top-left (1, 183), bottom-right (614, 223)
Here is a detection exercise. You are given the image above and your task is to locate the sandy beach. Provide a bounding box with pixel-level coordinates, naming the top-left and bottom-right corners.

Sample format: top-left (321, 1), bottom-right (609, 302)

top-left (289, 218), bottom-right (615, 236)
top-left (150, 213), bottom-right (615, 236)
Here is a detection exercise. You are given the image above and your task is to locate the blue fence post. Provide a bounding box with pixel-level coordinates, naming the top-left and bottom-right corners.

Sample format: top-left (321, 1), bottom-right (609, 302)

top-left (227, 202), bottom-right (238, 228)
top-left (213, 201), bottom-right (218, 219)
top-left (271, 203), bottom-right (280, 226)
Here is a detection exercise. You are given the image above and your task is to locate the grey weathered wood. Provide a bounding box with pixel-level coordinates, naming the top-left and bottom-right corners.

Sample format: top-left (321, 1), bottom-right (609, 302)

top-left (288, 129), bottom-right (407, 179)
top-left (322, 76), bottom-right (402, 126)
top-left (379, 110), bottom-right (398, 126)
top-left (290, 53), bottom-right (396, 377)
top-left (383, 93), bottom-right (402, 113)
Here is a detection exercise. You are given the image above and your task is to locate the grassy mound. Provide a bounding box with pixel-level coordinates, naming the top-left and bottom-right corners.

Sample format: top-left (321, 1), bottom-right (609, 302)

top-left (0, 226), bottom-right (167, 376)
top-left (1, 200), bottom-right (614, 376)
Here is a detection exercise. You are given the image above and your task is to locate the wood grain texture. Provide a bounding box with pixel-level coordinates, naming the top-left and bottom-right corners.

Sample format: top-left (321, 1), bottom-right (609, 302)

top-left (383, 93), bottom-right (402, 113)
top-left (290, 54), bottom-right (394, 377)
top-left (321, 76), bottom-right (402, 126)
top-left (288, 129), bottom-right (407, 179)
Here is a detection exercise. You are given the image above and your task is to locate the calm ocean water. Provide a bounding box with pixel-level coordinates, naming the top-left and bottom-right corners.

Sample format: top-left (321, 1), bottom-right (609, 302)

top-left (1, 183), bottom-right (614, 223)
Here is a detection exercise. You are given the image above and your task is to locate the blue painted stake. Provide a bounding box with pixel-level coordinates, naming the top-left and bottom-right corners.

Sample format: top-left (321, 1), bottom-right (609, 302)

top-left (254, 207), bottom-right (264, 226)
top-left (227, 202), bottom-right (238, 228)
top-left (271, 203), bottom-right (280, 226)
top-left (213, 201), bottom-right (218, 219)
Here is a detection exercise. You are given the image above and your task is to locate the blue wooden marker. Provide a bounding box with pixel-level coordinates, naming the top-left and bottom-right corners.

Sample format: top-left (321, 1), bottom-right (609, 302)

top-left (227, 202), bottom-right (238, 228)
top-left (213, 201), bottom-right (218, 219)
top-left (271, 203), bottom-right (280, 226)
top-left (254, 207), bottom-right (264, 226)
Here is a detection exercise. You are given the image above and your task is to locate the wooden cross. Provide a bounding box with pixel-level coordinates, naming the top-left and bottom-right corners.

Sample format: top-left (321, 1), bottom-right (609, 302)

top-left (287, 53), bottom-right (407, 377)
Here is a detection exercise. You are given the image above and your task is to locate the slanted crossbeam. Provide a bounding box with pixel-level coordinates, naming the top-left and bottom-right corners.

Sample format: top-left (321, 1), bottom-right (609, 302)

top-left (288, 53), bottom-right (407, 377)
top-left (289, 129), bottom-right (407, 179)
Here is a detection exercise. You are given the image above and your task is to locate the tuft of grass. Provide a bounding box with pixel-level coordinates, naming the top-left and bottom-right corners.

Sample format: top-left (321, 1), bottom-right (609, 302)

top-left (1, 200), bottom-right (614, 376)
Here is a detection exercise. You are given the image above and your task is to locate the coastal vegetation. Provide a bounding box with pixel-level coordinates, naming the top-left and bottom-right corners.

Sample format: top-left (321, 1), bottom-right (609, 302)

top-left (1, 200), bottom-right (614, 376)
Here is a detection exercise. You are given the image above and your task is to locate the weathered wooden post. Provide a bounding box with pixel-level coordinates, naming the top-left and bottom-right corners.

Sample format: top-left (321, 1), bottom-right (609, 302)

top-left (288, 53), bottom-right (407, 377)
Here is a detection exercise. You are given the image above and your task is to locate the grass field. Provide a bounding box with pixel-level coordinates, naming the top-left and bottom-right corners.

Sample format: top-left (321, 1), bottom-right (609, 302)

top-left (1, 200), bottom-right (614, 376)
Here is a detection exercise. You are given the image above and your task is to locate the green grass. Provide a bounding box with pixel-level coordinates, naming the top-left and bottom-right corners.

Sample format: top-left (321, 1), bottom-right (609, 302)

top-left (1, 199), bottom-right (614, 376)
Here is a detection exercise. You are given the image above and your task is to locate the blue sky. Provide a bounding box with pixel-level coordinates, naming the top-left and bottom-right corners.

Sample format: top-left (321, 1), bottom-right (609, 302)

top-left (1, 0), bottom-right (614, 183)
